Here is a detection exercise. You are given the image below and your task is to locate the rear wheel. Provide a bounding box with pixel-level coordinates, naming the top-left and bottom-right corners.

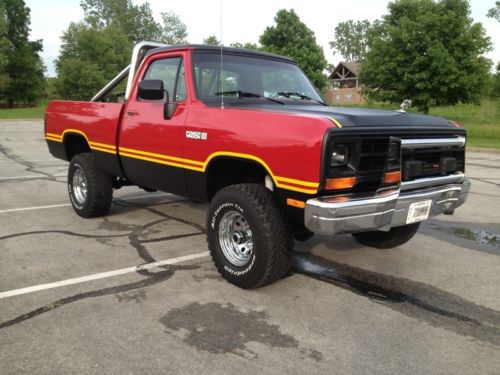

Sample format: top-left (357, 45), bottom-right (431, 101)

top-left (352, 223), bottom-right (421, 249)
top-left (207, 184), bottom-right (293, 289)
top-left (68, 153), bottom-right (113, 218)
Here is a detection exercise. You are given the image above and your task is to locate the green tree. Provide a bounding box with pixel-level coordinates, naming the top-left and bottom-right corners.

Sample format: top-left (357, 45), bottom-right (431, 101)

top-left (487, 1), bottom-right (500, 21)
top-left (2, 0), bottom-right (45, 106)
top-left (55, 0), bottom-right (189, 100)
top-left (361, 0), bottom-right (492, 113)
top-left (230, 42), bottom-right (260, 50)
top-left (203, 35), bottom-right (221, 46)
top-left (491, 62), bottom-right (500, 98)
top-left (159, 11), bottom-right (188, 44)
top-left (80, 0), bottom-right (188, 44)
top-left (80, 0), bottom-right (160, 42)
top-left (259, 9), bottom-right (327, 90)
top-left (329, 20), bottom-right (371, 62)
top-left (55, 23), bottom-right (131, 100)
top-left (0, 3), bottom-right (11, 96)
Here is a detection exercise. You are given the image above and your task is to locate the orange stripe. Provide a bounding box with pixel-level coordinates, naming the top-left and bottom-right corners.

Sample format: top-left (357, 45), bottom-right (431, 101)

top-left (48, 131), bottom-right (319, 194)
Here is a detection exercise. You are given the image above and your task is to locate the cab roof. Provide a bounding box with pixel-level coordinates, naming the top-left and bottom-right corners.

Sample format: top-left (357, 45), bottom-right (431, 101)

top-left (145, 44), bottom-right (295, 64)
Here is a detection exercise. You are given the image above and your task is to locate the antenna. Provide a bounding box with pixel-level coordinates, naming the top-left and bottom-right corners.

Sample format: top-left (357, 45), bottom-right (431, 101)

top-left (220, 0), bottom-right (224, 109)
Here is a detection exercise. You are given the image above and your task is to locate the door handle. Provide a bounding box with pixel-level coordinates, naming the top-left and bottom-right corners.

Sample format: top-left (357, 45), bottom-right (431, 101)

top-left (127, 110), bottom-right (139, 116)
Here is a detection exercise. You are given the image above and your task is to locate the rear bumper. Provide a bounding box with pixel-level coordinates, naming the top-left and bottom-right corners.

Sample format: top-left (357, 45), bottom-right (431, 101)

top-left (304, 178), bottom-right (470, 235)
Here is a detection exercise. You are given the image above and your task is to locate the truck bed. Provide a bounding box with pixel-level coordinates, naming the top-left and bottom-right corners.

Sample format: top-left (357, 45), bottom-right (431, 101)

top-left (45, 100), bottom-right (125, 177)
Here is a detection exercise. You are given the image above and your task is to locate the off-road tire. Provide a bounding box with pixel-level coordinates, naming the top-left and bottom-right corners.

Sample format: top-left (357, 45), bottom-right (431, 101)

top-left (352, 222), bottom-right (421, 249)
top-left (68, 153), bottom-right (113, 218)
top-left (207, 184), bottom-right (293, 289)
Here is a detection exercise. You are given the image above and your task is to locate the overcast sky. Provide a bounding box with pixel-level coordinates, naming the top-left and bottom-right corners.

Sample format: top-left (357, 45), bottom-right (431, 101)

top-left (26, 0), bottom-right (499, 77)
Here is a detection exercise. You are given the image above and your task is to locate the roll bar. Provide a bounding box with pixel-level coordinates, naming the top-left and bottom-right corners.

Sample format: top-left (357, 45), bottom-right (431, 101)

top-left (91, 41), bottom-right (168, 102)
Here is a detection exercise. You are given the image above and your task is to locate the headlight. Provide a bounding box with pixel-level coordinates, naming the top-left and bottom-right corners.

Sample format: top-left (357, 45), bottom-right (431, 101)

top-left (330, 144), bottom-right (348, 166)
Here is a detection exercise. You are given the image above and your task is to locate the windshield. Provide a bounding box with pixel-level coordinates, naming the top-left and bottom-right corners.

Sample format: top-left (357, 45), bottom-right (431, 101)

top-left (192, 52), bottom-right (323, 104)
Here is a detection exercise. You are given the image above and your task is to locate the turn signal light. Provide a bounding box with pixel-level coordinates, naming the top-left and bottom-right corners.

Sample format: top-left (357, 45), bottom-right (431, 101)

top-left (286, 198), bottom-right (306, 209)
top-left (325, 177), bottom-right (356, 190)
top-left (383, 171), bottom-right (401, 184)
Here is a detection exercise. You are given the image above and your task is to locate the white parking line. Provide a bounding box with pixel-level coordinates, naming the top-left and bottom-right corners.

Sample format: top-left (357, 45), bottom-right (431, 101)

top-left (0, 193), bottom-right (175, 213)
top-left (0, 251), bottom-right (210, 299)
top-left (0, 203), bottom-right (71, 213)
top-left (0, 173), bottom-right (67, 181)
top-left (0, 158), bottom-right (60, 164)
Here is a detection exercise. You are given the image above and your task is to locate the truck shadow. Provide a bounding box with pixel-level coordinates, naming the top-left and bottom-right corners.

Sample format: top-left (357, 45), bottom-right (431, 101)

top-left (291, 253), bottom-right (500, 347)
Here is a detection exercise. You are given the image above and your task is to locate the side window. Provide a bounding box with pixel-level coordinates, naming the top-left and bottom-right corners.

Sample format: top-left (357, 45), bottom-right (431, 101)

top-left (143, 57), bottom-right (186, 102)
top-left (175, 60), bottom-right (187, 101)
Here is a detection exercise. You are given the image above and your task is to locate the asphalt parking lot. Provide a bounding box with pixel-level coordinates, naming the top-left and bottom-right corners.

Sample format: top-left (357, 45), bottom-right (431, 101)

top-left (1, 120), bottom-right (499, 374)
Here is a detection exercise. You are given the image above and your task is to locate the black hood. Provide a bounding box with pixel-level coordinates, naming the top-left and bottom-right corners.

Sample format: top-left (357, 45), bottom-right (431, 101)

top-left (211, 101), bottom-right (457, 129)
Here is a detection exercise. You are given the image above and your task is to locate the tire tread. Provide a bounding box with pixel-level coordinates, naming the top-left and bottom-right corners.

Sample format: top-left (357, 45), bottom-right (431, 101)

top-left (69, 153), bottom-right (112, 218)
top-left (207, 184), bottom-right (292, 288)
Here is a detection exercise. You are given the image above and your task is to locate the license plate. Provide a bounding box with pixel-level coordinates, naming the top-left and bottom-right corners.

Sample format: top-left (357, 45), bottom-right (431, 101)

top-left (406, 200), bottom-right (432, 224)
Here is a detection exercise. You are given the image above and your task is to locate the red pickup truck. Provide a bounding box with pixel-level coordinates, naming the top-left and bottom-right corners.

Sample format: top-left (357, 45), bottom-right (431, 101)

top-left (45, 42), bottom-right (470, 288)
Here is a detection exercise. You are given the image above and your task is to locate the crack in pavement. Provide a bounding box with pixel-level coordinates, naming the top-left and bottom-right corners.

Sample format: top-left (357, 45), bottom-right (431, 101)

top-left (467, 162), bottom-right (500, 170)
top-left (0, 266), bottom-right (196, 330)
top-left (0, 230), bottom-right (127, 241)
top-left (0, 200), bottom-right (205, 329)
top-left (0, 144), bottom-right (66, 185)
top-left (468, 176), bottom-right (500, 188)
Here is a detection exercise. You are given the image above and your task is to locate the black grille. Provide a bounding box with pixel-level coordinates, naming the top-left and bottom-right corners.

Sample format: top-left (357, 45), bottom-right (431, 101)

top-left (401, 146), bottom-right (465, 181)
top-left (323, 133), bottom-right (465, 195)
top-left (359, 139), bottom-right (388, 171)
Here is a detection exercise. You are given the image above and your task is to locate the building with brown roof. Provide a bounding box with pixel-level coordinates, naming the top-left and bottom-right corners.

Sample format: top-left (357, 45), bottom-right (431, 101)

top-left (325, 62), bottom-right (365, 105)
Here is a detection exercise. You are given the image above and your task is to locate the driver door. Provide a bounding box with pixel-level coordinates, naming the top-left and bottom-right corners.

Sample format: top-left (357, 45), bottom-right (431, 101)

top-left (119, 53), bottom-right (189, 194)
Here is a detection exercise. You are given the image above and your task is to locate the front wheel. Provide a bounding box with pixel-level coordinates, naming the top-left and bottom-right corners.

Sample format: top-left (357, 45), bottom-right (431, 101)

top-left (207, 184), bottom-right (293, 289)
top-left (352, 222), bottom-right (421, 249)
top-left (68, 153), bottom-right (113, 218)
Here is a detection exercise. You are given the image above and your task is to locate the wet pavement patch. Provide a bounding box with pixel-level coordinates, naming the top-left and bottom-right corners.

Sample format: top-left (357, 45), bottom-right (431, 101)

top-left (159, 302), bottom-right (298, 357)
top-left (452, 227), bottom-right (500, 246)
top-left (292, 254), bottom-right (500, 347)
top-left (421, 219), bottom-right (500, 255)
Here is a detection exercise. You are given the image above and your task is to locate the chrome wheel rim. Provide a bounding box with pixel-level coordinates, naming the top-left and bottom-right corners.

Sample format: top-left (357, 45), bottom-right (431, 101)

top-left (218, 210), bottom-right (254, 267)
top-left (72, 166), bottom-right (88, 207)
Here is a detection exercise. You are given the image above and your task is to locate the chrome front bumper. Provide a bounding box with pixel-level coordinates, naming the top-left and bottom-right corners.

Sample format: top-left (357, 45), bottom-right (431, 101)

top-left (304, 178), bottom-right (471, 235)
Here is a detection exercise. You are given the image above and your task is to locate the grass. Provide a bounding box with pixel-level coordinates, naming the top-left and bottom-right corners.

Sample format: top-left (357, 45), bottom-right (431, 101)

top-left (0, 100), bottom-right (49, 119)
top-left (429, 100), bottom-right (500, 149)
top-left (1, 98), bottom-right (498, 149)
top-left (335, 99), bottom-right (500, 149)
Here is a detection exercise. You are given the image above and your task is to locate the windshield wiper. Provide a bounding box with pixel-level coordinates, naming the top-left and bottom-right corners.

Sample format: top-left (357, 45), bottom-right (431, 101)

top-left (215, 90), bottom-right (260, 98)
top-left (276, 91), bottom-right (327, 106)
top-left (214, 90), bottom-right (284, 104)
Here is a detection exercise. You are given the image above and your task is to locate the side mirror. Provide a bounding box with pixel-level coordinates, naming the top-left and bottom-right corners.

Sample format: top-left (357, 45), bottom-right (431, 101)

top-left (138, 79), bottom-right (164, 100)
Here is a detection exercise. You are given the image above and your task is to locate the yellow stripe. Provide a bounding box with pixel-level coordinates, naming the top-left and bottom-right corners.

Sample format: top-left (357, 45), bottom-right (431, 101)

top-left (91, 146), bottom-right (116, 155)
top-left (329, 117), bottom-right (343, 128)
top-left (202, 151), bottom-right (318, 192)
top-left (90, 141), bottom-right (115, 150)
top-left (48, 130), bottom-right (319, 194)
top-left (119, 151), bottom-right (203, 171)
top-left (119, 146), bottom-right (204, 167)
top-left (45, 136), bottom-right (62, 142)
top-left (46, 132), bottom-right (62, 140)
top-left (276, 176), bottom-right (319, 188)
top-left (120, 149), bottom-right (318, 193)
top-left (61, 129), bottom-right (90, 143)
top-left (278, 184), bottom-right (318, 194)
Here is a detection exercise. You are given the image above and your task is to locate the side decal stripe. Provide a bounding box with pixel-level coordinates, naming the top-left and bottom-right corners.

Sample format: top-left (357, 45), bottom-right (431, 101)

top-left (119, 146), bottom-right (204, 167)
top-left (119, 151), bottom-right (203, 171)
top-left (46, 131), bottom-right (319, 194)
top-left (329, 117), bottom-right (343, 128)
